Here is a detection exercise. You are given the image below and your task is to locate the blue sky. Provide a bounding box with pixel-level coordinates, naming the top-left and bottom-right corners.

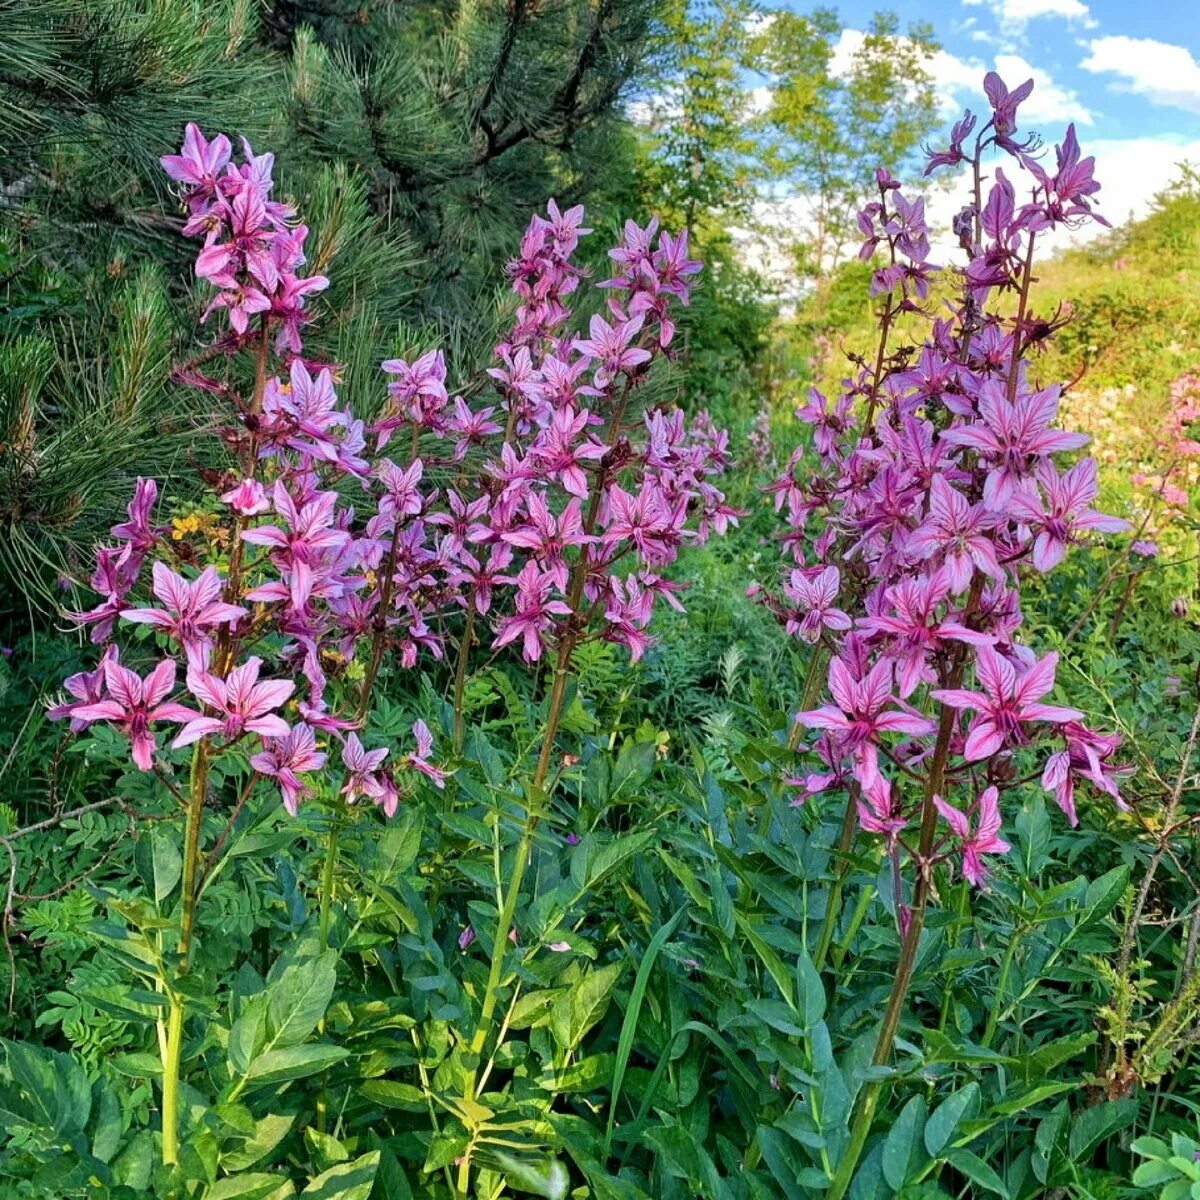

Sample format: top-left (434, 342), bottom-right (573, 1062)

top-left (797, 0), bottom-right (1200, 238)
top-left (828, 0), bottom-right (1200, 142)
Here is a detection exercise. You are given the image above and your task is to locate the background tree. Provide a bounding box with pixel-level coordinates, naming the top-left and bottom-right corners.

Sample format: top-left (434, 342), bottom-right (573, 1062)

top-left (754, 8), bottom-right (938, 279)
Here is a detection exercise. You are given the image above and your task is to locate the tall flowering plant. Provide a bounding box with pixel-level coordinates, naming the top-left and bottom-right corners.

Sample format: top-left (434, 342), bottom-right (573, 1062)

top-left (759, 74), bottom-right (1131, 1198)
top-left (426, 206), bottom-right (737, 1193)
top-left (50, 123), bottom-right (731, 1173)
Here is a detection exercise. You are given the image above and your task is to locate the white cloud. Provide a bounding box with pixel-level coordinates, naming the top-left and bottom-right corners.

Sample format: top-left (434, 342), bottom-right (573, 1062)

top-left (828, 31), bottom-right (1091, 125)
top-left (962, 0), bottom-right (1096, 33)
top-left (1080, 36), bottom-right (1200, 113)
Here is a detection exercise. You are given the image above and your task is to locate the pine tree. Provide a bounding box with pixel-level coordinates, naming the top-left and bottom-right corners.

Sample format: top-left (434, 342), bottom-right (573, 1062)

top-left (0, 2), bottom-right (414, 610)
top-left (270, 0), bottom-right (660, 334)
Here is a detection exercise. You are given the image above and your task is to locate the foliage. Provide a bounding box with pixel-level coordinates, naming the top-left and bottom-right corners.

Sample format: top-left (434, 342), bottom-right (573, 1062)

top-left (2, 15), bottom-right (1200, 1200)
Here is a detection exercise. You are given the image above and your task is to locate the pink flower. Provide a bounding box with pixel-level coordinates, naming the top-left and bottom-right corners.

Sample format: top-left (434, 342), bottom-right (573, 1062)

top-left (71, 658), bottom-right (199, 771)
top-left (1042, 721), bottom-right (1128, 825)
top-left (110, 478), bottom-right (163, 558)
top-left (935, 786), bottom-right (1010, 887)
top-left (47, 645), bottom-right (120, 732)
top-left (405, 720), bottom-right (449, 788)
top-left (906, 476), bottom-right (1005, 592)
top-left (338, 734), bottom-right (388, 801)
top-left (783, 565), bottom-right (852, 643)
top-left (502, 494), bottom-right (590, 590)
top-left (160, 123), bottom-right (231, 205)
top-left (862, 569), bottom-right (994, 698)
top-left (493, 560), bottom-right (572, 662)
top-left (376, 458), bottom-right (426, 523)
top-left (250, 724), bottom-right (327, 815)
top-left (1008, 458), bottom-right (1129, 571)
top-left (798, 657), bottom-right (935, 786)
top-left (940, 382), bottom-right (1089, 509)
top-left (574, 314), bottom-right (651, 388)
top-left (529, 406), bottom-right (606, 498)
top-left (932, 647), bottom-right (1082, 761)
top-left (221, 478), bottom-right (270, 515)
top-left (983, 72), bottom-right (1033, 140)
top-left (856, 775), bottom-right (907, 844)
top-left (122, 563), bottom-right (246, 660)
top-left (174, 657), bottom-right (294, 747)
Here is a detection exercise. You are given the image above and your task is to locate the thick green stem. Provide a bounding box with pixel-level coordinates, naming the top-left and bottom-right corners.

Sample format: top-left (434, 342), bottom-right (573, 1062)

top-left (455, 660), bottom-right (571, 1195)
top-left (160, 742), bottom-right (209, 1166)
top-left (826, 687), bottom-right (962, 1200)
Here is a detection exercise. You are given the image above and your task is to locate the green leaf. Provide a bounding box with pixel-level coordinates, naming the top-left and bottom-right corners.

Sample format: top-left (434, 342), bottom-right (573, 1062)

top-left (147, 829), bottom-right (183, 904)
top-left (369, 812), bottom-right (423, 883)
top-left (945, 1149), bottom-right (1007, 1198)
top-left (266, 952), bottom-right (338, 1049)
top-left (551, 962), bottom-right (623, 1051)
top-left (1133, 1160), bottom-right (1182, 1187)
top-left (359, 1080), bottom-right (426, 1111)
top-left (924, 1083), bottom-right (979, 1157)
top-left (883, 1095), bottom-right (928, 1189)
top-left (229, 1003), bottom-right (267, 1076)
top-left (1015, 794), bottom-right (1051, 876)
top-left (492, 1152), bottom-right (570, 1199)
top-left (300, 1151), bottom-right (380, 1200)
top-left (734, 912), bottom-right (794, 1010)
top-left (423, 1130), bottom-right (467, 1174)
top-left (206, 1174), bottom-right (290, 1200)
top-left (223, 1114), bottom-right (297, 1172)
top-left (1080, 865), bottom-right (1129, 927)
top-left (306, 1128), bottom-right (350, 1171)
top-left (1069, 1099), bottom-right (1136, 1160)
top-left (796, 946), bottom-right (825, 1029)
top-left (244, 1045), bottom-right (348, 1087)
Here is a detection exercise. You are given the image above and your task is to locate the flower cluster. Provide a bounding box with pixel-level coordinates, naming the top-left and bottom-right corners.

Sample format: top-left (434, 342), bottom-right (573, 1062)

top-left (53, 126), bottom-right (732, 815)
top-left (461, 208), bottom-right (735, 666)
top-left (762, 73), bottom-right (1130, 889)
top-left (161, 124), bottom-right (328, 351)
top-left (55, 130), bottom-right (450, 816)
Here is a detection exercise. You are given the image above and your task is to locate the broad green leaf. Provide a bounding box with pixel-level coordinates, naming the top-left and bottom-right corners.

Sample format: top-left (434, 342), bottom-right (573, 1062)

top-left (359, 1080), bottom-right (426, 1111)
top-left (244, 1045), bottom-right (348, 1087)
top-left (945, 1149), bottom-right (1008, 1198)
top-left (492, 1151), bottom-right (570, 1199)
top-left (143, 829), bottom-right (182, 904)
top-left (796, 946), bottom-right (825, 1029)
top-left (734, 912), bottom-right (794, 1010)
top-left (206, 1174), bottom-right (290, 1200)
top-left (1132, 1160), bottom-right (1180, 1187)
top-left (1069, 1099), bottom-right (1137, 1160)
top-left (229, 1003), bottom-right (267, 1076)
top-left (265, 952), bottom-right (338, 1050)
top-left (306, 1128), bottom-right (350, 1171)
top-left (370, 812), bottom-right (423, 883)
top-left (424, 1130), bottom-right (467, 1174)
top-left (924, 1083), bottom-right (979, 1157)
top-left (551, 962), bottom-right (623, 1051)
top-left (1014, 794), bottom-right (1051, 876)
top-left (300, 1151), bottom-right (380, 1200)
top-left (223, 1114), bottom-right (296, 1172)
top-left (882, 1095), bottom-right (928, 1189)
top-left (1079, 865), bottom-right (1129, 927)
